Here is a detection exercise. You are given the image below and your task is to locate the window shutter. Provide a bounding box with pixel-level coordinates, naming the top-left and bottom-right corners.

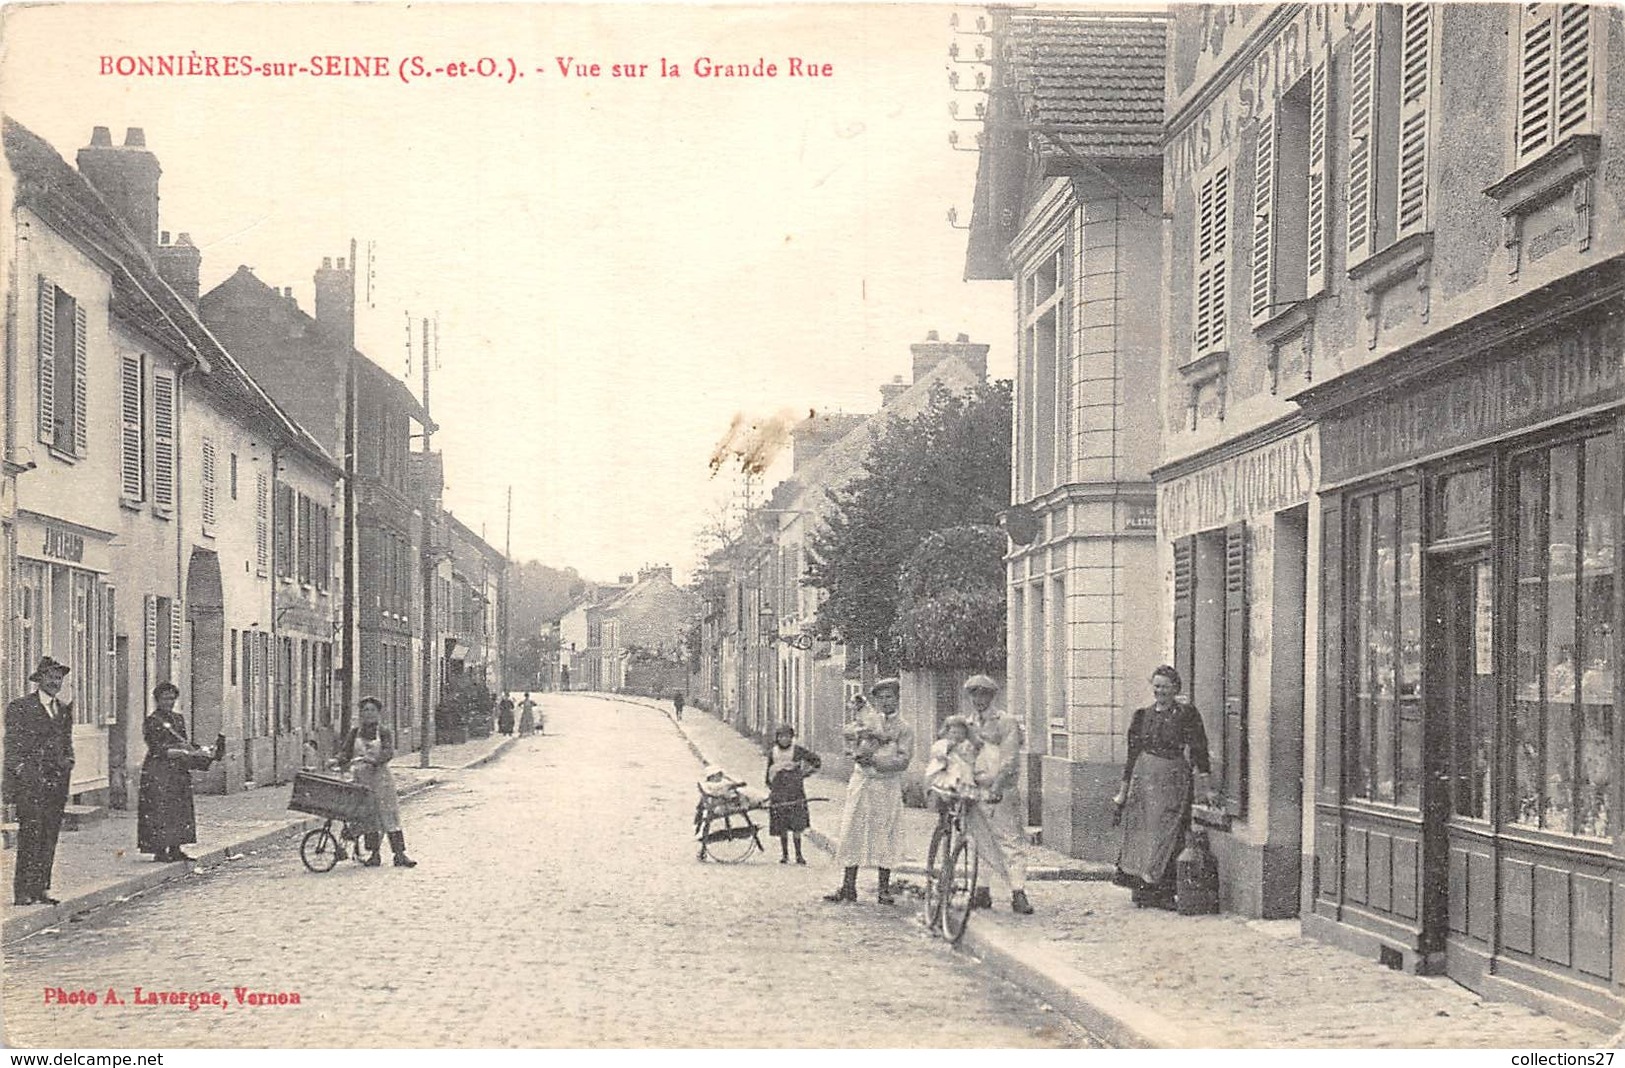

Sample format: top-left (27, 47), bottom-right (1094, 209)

top-left (298, 495), bottom-right (311, 584)
top-left (170, 599), bottom-right (183, 702)
top-left (1250, 110), bottom-right (1276, 322)
top-left (1306, 60), bottom-right (1331, 298)
top-left (144, 594), bottom-right (158, 708)
top-left (1396, 3), bottom-right (1434, 237)
top-left (1346, 20), bottom-right (1380, 264)
top-left (1222, 522), bottom-right (1249, 814)
top-left (1173, 537), bottom-right (1196, 705)
top-left (200, 436), bottom-right (217, 532)
top-left (1194, 168), bottom-right (1229, 356)
top-left (152, 373), bottom-right (176, 508)
top-left (100, 585), bottom-right (117, 726)
top-left (1553, 3), bottom-right (1592, 142)
top-left (1518, 4), bottom-right (1557, 161)
top-left (255, 472), bottom-right (269, 575)
top-left (120, 356), bottom-right (143, 500)
top-left (72, 304), bottom-right (88, 456)
top-left (37, 276), bottom-right (55, 444)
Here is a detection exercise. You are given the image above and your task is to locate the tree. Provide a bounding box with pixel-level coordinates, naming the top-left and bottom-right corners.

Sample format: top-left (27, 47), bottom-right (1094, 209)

top-left (805, 380), bottom-right (1011, 673)
top-left (891, 524), bottom-right (1006, 671)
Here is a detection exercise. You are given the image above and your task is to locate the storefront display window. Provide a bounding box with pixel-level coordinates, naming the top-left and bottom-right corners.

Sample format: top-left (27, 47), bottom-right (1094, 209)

top-left (14, 558), bottom-right (114, 724)
top-left (1511, 430), bottom-right (1617, 838)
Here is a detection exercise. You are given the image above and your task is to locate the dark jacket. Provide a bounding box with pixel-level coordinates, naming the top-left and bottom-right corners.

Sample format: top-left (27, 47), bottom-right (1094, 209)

top-left (3, 692), bottom-right (76, 804)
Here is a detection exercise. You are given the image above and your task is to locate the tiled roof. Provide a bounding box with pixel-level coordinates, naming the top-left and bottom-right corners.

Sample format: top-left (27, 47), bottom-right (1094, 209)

top-left (4, 116), bottom-right (338, 475)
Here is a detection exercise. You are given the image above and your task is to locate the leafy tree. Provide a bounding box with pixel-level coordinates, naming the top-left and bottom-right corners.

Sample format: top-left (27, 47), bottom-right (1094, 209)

top-left (891, 525), bottom-right (1006, 670)
top-left (805, 380), bottom-right (1011, 673)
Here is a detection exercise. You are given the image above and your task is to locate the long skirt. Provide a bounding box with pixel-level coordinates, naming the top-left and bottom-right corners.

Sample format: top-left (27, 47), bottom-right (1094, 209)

top-left (137, 757), bottom-right (197, 853)
top-left (1116, 753), bottom-right (1190, 887)
top-left (833, 769), bottom-right (902, 868)
top-left (768, 772), bottom-right (810, 836)
top-left (351, 761), bottom-right (402, 835)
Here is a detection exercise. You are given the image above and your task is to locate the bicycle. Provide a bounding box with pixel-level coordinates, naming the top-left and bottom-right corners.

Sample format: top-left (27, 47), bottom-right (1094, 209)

top-left (287, 770), bottom-right (375, 873)
top-left (923, 787), bottom-right (980, 943)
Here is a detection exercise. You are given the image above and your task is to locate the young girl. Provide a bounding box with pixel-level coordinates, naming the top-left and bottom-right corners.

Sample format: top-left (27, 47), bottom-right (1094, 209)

top-left (924, 714), bottom-right (978, 799)
top-left (766, 724), bottom-right (821, 864)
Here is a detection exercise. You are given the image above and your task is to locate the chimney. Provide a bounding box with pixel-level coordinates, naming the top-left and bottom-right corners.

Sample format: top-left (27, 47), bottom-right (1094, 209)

top-left (314, 255), bottom-right (355, 347)
top-left (618, 573), bottom-right (635, 586)
top-left (638, 565), bottom-right (673, 584)
top-left (153, 231), bottom-right (201, 304)
top-left (879, 375), bottom-right (908, 407)
top-left (910, 330), bottom-right (990, 383)
top-left (77, 126), bottom-right (162, 248)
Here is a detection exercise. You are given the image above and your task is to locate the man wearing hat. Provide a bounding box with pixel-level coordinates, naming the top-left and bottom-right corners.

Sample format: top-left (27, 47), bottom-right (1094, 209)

top-left (825, 677), bottom-right (913, 905)
top-left (4, 657), bottom-right (77, 905)
top-left (964, 674), bottom-right (1033, 915)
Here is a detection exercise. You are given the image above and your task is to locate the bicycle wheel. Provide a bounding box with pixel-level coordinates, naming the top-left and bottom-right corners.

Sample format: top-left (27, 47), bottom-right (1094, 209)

top-left (700, 812), bottom-right (760, 864)
top-left (941, 835), bottom-right (979, 944)
top-left (923, 821), bottom-right (951, 931)
top-left (300, 826), bottom-right (340, 873)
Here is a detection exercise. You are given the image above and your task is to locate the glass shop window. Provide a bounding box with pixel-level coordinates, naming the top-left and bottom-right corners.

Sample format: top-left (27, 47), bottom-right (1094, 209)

top-left (1511, 430), bottom-right (1617, 838)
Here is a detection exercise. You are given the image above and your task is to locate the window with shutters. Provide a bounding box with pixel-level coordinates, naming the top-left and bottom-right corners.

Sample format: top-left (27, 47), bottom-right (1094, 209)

top-left (119, 355), bottom-right (145, 502)
top-left (255, 472), bottom-right (269, 577)
top-left (1192, 165), bottom-right (1231, 359)
top-left (1251, 63), bottom-right (1331, 326)
top-left (1174, 526), bottom-right (1249, 817)
top-left (274, 483), bottom-right (294, 580)
top-left (229, 452), bottom-right (239, 501)
top-left (1346, 5), bottom-right (1435, 271)
top-left (1516, 4), bottom-right (1594, 166)
top-left (37, 278), bottom-right (88, 459)
top-left (152, 372), bottom-right (177, 511)
top-left (200, 436), bottom-right (218, 536)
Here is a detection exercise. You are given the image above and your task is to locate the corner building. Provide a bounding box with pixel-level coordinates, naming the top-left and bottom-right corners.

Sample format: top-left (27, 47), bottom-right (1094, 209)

top-left (1158, 3), bottom-right (1621, 1027)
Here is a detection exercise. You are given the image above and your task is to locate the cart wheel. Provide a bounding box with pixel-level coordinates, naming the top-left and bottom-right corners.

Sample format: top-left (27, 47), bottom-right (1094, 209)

top-left (301, 827), bottom-right (340, 873)
top-left (941, 836), bottom-right (978, 944)
top-left (701, 813), bottom-right (759, 864)
top-left (923, 820), bottom-right (951, 931)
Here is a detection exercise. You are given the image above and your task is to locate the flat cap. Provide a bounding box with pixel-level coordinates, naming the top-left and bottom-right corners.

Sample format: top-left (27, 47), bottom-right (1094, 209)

top-left (869, 677), bottom-right (901, 696)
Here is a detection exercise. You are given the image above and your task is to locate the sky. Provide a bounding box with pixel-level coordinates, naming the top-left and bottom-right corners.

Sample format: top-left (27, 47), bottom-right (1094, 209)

top-left (1, 2), bottom-right (1015, 584)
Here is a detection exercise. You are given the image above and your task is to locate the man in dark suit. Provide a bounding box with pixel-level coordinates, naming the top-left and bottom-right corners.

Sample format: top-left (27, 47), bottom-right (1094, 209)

top-left (4, 657), bottom-right (76, 905)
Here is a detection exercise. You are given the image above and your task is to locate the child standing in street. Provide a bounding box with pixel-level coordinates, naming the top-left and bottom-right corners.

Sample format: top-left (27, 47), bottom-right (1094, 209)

top-left (765, 724), bottom-right (821, 864)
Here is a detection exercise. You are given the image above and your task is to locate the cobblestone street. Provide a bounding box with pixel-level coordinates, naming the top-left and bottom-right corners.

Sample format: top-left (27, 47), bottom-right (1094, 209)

top-left (2, 695), bottom-right (1096, 1048)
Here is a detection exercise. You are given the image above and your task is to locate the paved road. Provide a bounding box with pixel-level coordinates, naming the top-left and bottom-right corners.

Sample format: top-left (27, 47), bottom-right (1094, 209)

top-left (2, 695), bottom-right (1096, 1047)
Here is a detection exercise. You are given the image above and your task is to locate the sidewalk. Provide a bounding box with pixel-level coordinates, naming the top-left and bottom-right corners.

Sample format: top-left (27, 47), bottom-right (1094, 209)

top-left (655, 699), bottom-right (1612, 1049)
top-left (1, 732), bottom-right (516, 946)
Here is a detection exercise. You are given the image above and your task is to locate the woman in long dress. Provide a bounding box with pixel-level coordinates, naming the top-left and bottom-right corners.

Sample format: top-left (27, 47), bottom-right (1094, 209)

top-left (340, 697), bottom-right (417, 868)
top-left (137, 682), bottom-right (223, 863)
top-left (824, 678), bottom-right (912, 905)
top-left (1113, 665), bottom-right (1212, 910)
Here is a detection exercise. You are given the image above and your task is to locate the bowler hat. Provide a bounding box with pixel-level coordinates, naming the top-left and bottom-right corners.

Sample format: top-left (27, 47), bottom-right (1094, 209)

top-left (28, 656), bottom-right (70, 682)
top-left (869, 677), bottom-right (900, 697)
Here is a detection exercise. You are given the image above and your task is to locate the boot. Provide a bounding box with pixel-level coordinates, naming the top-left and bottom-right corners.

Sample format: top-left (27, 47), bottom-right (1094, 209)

top-left (824, 866), bottom-right (858, 902)
top-left (794, 838), bottom-right (806, 865)
top-left (877, 867), bottom-right (896, 905)
top-left (970, 886), bottom-right (993, 910)
top-left (780, 835), bottom-right (789, 864)
top-left (362, 833), bottom-right (382, 867)
top-left (388, 830), bottom-right (417, 868)
top-left (1011, 889), bottom-right (1034, 915)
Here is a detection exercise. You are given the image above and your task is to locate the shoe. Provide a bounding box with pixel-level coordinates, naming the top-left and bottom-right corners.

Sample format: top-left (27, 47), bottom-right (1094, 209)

top-left (970, 887), bottom-right (993, 910)
top-left (780, 856), bottom-right (789, 864)
top-left (333, 845), bottom-right (349, 861)
top-left (392, 854), bottom-right (417, 868)
top-left (876, 890), bottom-right (896, 906)
top-left (795, 856), bottom-right (807, 865)
top-left (1011, 890), bottom-right (1034, 915)
top-left (170, 851), bottom-right (196, 863)
top-left (36, 895), bottom-right (60, 906)
top-left (823, 887), bottom-right (857, 903)
top-left (362, 853), bottom-right (382, 867)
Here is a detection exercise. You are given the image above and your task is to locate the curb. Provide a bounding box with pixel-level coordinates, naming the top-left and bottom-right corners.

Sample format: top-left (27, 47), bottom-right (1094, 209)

top-left (658, 699), bottom-right (1163, 1048)
top-left (2, 737), bottom-right (515, 947)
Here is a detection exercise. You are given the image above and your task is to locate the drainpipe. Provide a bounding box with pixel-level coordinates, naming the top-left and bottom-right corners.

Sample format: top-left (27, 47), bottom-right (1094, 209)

top-left (268, 441), bottom-right (283, 784)
top-left (175, 364), bottom-right (195, 737)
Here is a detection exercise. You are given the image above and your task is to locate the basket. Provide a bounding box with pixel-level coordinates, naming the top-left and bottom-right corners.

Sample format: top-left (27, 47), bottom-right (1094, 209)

top-left (288, 771), bottom-right (374, 821)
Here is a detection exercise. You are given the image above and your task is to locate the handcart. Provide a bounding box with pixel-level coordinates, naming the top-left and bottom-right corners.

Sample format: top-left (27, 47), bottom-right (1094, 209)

top-left (288, 770), bottom-right (375, 873)
top-left (693, 781), bottom-right (829, 863)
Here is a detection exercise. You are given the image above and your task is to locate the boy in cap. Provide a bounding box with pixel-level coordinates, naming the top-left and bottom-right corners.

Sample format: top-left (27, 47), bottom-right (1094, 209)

top-left (963, 674), bottom-right (1033, 915)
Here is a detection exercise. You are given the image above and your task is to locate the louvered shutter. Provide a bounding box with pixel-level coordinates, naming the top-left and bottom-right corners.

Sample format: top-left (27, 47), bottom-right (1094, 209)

top-left (100, 585), bottom-right (117, 726)
top-left (1222, 522), bottom-right (1249, 814)
top-left (255, 472), bottom-right (269, 575)
top-left (144, 594), bottom-right (158, 706)
top-left (1318, 497), bottom-right (1343, 806)
top-left (1347, 20), bottom-right (1379, 264)
top-left (200, 437), bottom-right (217, 532)
top-left (1553, 4), bottom-right (1592, 141)
top-left (1194, 169), bottom-right (1230, 356)
top-left (37, 276), bottom-right (55, 445)
top-left (1251, 111), bottom-right (1276, 322)
top-left (170, 599), bottom-right (183, 705)
top-left (72, 304), bottom-right (88, 456)
top-left (152, 373), bottom-right (176, 509)
top-left (1306, 60), bottom-right (1331, 297)
top-left (1173, 537), bottom-right (1196, 706)
top-left (120, 356), bottom-right (143, 500)
top-left (1518, 4), bottom-right (1557, 161)
top-left (1396, 3), bottom-right (1433, 238)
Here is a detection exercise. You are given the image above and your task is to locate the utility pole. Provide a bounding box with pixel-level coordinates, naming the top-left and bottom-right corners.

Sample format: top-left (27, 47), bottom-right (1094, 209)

top-left (419, 317), bottom-right (436, 768)
top-left (503, 485), bottom-right (511, 697)
top-left (339, 237), bottom-right (358, 742)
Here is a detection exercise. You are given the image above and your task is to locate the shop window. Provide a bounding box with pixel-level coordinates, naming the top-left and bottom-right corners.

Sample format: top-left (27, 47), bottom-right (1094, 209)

top-left (1511, 430), bottom-right (1617, 838)
top-left (1346, 483), bottom-right (1423, 807)
top-left (1175, 525), bottom-right (1249, 814)
top-left (1346, 4), bottom-right (1435, 268)
top-left (1516, 4), bottom-right (1594, 167)
top-left (37, 278), bottom-right (88, 458)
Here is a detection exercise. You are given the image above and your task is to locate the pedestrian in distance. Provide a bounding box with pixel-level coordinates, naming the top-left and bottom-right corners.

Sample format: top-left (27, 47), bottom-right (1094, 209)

top-left (765, 723), bottom-right (821, 864)
top-left (517, 692), bottom-right (537, 737)
top-left (339, 697), bottom-right (417, 868)
top-left (3, 657), bottom-right (76, 906)
top-left (1113, 665), bottom-right (1213, 911)
top-left (672, 692), bottom-right (684, 721)
top-left (497, 695), bottom-right (516, 736)
top-left (961, 675), bottom-right (1033, 915)
top-left (138, 681), bottom-right (225, 863)
top-left (824, 677), bottom-right (913, 906)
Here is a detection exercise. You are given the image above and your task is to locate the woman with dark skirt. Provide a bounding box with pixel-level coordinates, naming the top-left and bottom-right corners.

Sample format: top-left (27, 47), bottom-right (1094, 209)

top-left (765, 723), bottom-right (820, 865)
top-left (138, 682), bottom-right (224, 863)
top-left (1113, 665), bottom-right (1213, 910)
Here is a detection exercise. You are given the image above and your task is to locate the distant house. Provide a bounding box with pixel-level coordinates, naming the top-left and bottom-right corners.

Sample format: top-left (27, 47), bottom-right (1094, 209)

top-left (597, 566), bottom-right (698, 696)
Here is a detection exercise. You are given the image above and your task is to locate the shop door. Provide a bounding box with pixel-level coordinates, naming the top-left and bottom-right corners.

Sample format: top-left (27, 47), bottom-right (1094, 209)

top-left (1428, 552), bottom-right (1497, 978)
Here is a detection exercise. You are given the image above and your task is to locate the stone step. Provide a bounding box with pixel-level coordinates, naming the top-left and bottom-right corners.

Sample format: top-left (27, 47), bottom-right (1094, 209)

top-left (62, 804), bottom-right (106, 831)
